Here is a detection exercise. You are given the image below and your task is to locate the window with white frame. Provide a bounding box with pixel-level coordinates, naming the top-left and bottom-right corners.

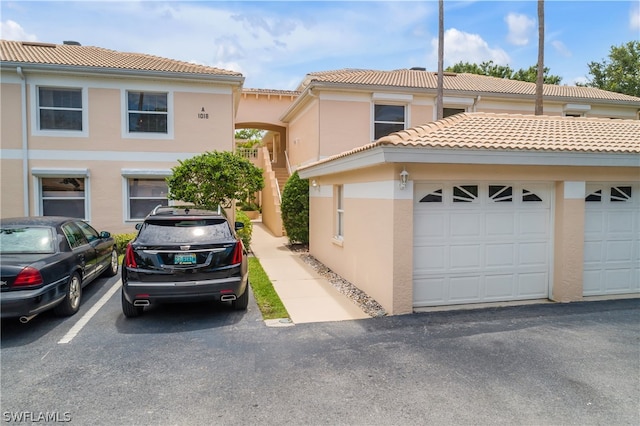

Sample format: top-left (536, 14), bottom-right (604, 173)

top-left (335, 185), bottom-right (344, 239)
top-left (40, 177), bottom-right (86, 218)
top-left (127, 178), bottom-right (169, 220)
top-left (127, 91), bottom-right (168, 133)
top-left (374, 104), bottom-right (405, 139)
top-left (38, 87), bottom-right (83, 131)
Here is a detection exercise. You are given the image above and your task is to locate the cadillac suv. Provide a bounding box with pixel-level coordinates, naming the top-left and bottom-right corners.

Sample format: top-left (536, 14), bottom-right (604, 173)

top-left (121, 206), bottom-right (248, 318)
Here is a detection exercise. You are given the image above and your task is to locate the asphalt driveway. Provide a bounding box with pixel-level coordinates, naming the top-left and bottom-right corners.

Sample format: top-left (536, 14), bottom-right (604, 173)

top-left (1, 289), bottom-right (638, 425)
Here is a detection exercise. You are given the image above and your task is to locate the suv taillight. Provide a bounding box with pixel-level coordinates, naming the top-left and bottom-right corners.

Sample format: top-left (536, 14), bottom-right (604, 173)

top-left (14, 267), bottom-right (44, 287)
top-left (231, 242), bottom-right (243, 265)
top-left (124, 243), bottom-right (138, 268)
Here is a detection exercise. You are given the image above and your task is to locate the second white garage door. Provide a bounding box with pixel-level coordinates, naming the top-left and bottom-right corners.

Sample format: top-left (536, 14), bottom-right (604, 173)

top-left (413, 183), bottom-right (552, 307)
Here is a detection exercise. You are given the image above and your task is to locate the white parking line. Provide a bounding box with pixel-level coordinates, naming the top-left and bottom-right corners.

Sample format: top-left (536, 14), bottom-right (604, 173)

top-left (58, 279), bottom-right (121, 344)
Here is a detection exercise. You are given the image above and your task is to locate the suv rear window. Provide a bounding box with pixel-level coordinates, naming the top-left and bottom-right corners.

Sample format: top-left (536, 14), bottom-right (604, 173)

top-left (136, 218), bottom-right (233, 244)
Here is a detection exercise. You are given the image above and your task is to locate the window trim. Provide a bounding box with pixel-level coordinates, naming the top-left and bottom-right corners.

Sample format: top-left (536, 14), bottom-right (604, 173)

top-left (334, 185), bottom-right (344, 242)
top-left (32, 168), bottom-right (90, 220)
top-left (372, 102), bottom-right (408, 141)
top-left (122, 90), bottom-right (174, 139)
top-left (121, 169), bottom-right (172, 222)
top-left (31, 85), bottom-right (88, 138)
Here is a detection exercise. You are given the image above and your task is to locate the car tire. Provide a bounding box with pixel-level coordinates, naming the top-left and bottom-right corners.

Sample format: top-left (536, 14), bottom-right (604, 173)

top-left (54, 272), bottom-right (82, 316)
top-left (121, 290), bottom-right (143, 318)
top-left (232, 282), bottom-right (249, 311)
top-left (102, 248), bottom-right (119, 277)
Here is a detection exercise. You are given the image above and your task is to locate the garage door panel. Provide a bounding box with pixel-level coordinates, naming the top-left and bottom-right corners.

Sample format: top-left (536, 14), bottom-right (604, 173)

top-left (413, 277), bottom-right (446, 305)
top-left (485, 274), bottom-right (515, 299)
top-left (414, 182), bottom-right (552, 307)
top-left (450, 245), bottom-right (481, 269)
top-left (519, 242), bottom-right (548, 266)
top-left (486, 244), bottom-right (515, 267)
top-left (414, 246), bottom-right (445, 271)
top-left (608, 212), bottom-right (633, 233)
top-left (605, 241), bottom-right (633, 262)
top-left (487, 214), bottom-right (515, 236)
top-left (605, 269), bottom-right (633, 292)
top-left (450, 213), bottom-right (482, 237)
top-left (584, 183), bottom-right (639, 296)
top-left (449, 276), bottom-right (481, 301)
top-left (519, 272), bottom-right (548, 297)
top-left (519, 212), bottom-right (548, 236)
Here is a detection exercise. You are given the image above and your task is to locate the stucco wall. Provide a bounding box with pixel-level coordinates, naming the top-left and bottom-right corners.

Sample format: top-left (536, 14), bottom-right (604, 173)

top-left (307, 162), bottom-right (639, 315)
top-left (288, 100), bottom-right (319, 168)
top-left (318, 98), bottom-right (370, 157)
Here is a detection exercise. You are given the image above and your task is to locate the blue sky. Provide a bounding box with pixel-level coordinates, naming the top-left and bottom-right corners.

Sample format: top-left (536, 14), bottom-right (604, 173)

top-left (1, 1), bottom-right (639, 90)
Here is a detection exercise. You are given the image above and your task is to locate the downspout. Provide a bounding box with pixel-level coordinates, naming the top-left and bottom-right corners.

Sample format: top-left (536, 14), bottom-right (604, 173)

top-left (473, 95), bottom-right (482, 112)
top-left (17, 66), bottom-right (30, 216)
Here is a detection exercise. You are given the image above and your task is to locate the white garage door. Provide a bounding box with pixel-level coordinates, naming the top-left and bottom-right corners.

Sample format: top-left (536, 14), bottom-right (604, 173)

top-left (584, 184), bottom-right (640, 296)
top-left (413, 183), bottom-right (552, 307)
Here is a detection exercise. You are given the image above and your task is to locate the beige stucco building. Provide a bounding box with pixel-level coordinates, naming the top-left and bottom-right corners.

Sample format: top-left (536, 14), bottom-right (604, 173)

top-left (2, 41), bottom-right (639, 314)
top-left (1, 40), bottom-right (243, 234)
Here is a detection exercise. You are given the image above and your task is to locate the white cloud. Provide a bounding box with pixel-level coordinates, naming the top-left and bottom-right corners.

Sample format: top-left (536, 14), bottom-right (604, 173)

top-left (429, 28), bottom-right (510, 68)
top-left (0, 20), bottom-right (37, 41)
top-left (551, 40), bottom-right (572, 58)
top-left (505, 13), bottom-right (535, 46)
top-left (631, 3), bottom-right (640, 31)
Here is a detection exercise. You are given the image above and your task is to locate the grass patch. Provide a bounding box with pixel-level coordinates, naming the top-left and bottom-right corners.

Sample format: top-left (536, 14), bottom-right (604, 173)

top-left (248, 256), bottom-right (289, 320)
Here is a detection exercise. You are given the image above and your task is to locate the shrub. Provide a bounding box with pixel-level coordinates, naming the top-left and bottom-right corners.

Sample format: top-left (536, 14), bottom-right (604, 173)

top-left (114, 232), bottom-right (137, 254)
top-left (235, 210), bottom-right (253, 249)
top-left (281, 171), bottom-right (309, 244)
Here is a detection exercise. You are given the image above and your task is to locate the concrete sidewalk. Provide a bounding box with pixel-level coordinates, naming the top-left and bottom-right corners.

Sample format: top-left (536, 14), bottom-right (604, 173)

top-left (249, 221), bottom-right (369, 324)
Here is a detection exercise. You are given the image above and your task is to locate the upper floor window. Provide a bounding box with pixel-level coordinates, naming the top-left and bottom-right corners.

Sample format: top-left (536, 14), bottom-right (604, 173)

top-left (38, 87), bottom-right (82, 131)
top-left (127, 91), bottom-right (168, 133)
top-left (443, 107), bottom-right (465, 118)
top-left (374, 104), bottom-right (405, 140)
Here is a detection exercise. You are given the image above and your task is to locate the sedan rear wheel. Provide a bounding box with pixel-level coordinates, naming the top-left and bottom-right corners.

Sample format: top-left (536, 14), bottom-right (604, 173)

top-left (54, 272), bottom-right (82, 316)
top-left (102, 248), bottom-right (119, 277)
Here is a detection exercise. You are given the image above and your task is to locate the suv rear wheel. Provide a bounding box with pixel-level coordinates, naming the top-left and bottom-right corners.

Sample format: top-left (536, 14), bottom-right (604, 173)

top-left (122, 290), bottom-right (144, 318)
top-left (232, 283), bottom-right (249, 311)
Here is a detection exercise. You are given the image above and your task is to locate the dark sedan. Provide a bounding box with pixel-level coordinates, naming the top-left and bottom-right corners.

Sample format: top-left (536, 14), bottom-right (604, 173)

top-left (0, 217), bottom-right (118, 322)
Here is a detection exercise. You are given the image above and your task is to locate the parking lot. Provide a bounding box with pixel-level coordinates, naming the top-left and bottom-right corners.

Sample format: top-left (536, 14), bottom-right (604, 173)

top-left (1, 275), bottom-right (639, 425)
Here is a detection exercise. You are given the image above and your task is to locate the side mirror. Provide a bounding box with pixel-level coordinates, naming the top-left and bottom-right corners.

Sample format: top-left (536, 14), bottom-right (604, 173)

top-left (99, 231), bottom-right (111, 238)
top-left (235, 222), bottom-right (244, 231)
top-left (135, 223), bottom-right (142, 230)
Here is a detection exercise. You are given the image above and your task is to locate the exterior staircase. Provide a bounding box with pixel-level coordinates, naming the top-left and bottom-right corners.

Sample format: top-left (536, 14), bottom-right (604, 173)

top-left (273, 167), bottom-right (289, 196)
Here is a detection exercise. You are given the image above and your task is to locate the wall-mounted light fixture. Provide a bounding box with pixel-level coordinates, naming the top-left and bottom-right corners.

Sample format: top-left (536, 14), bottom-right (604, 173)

top-left (399, 169), bottom-right (409, 190)
top-left (311, 179), bottom-right (319, 190)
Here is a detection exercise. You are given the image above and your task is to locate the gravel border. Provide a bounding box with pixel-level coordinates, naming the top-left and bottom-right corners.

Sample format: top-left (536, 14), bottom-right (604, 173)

top-left (298, 253), bottom-right (387, 318)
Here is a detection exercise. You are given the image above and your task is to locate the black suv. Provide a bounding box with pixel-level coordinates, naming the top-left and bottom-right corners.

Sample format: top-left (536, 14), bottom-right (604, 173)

top-left (121, 206), bottom-right (249, 317)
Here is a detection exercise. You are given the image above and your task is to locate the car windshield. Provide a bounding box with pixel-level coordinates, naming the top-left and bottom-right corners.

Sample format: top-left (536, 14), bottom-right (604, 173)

top-left (136, 219), bottom-right (233, 244)
top-left (0, 227), bottom-right (56, 254)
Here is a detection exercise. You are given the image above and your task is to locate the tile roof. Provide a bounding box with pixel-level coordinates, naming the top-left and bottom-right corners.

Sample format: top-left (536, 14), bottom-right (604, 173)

top-left (301, 113), bottom-right (640, 168)
top-left (0, 40), bottom-right (242, 77)
top-left (299, 68), bottom-right (640, 103)
top-left (243, 88), bottom-right (300, 96)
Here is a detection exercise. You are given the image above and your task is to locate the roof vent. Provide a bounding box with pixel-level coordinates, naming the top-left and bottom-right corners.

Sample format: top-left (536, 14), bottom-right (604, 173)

top-left (410, 67), bottom-right (426, 71)
top-left (63, 41), bottom-right (81, 46)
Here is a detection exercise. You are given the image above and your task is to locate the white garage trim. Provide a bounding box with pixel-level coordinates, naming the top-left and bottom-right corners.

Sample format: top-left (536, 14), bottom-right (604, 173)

top-left (413, 182), bottom-right (553, 307)
top-left (584, 183), bottom-right (640, 296)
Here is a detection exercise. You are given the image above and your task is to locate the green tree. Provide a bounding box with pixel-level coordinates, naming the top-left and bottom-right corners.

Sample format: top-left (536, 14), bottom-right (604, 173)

top-left (581, 41), bottom-right (640, 97)
top-left (235, 128), bottom-right (265, 148)
top-left (446, 60), bottom-right (561, 84)
top-left (167, 151), bottom-right (264, 210)
top-left (280, 171), bottom-right (309, 244)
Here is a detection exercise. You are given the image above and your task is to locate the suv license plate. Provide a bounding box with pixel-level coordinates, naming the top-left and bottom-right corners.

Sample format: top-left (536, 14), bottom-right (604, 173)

top-left (174, 253), bottom-right (196, 265)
